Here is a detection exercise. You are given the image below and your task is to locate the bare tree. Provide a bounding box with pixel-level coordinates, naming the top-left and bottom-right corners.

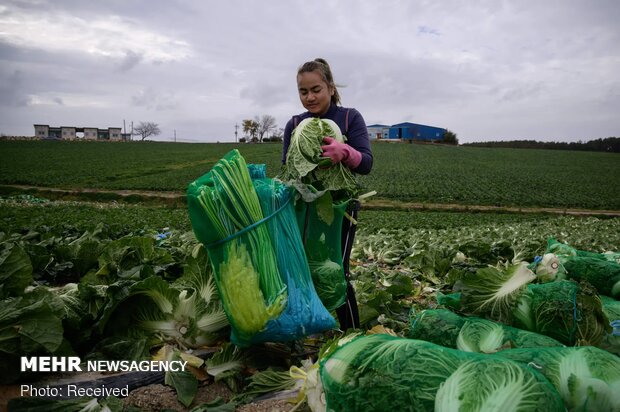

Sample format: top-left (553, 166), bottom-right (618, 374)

top-left (255, 115), bottom-right (277, 142)
top-left (133, 122), bottom-right (161, 141)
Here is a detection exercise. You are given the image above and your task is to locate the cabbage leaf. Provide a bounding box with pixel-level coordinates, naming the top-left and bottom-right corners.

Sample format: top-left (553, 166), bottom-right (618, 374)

top-left (279, 117), bottom-right (359, 197)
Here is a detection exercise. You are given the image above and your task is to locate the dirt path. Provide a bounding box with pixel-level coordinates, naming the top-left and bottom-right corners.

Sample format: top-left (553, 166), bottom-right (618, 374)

top-left (2, 184), bottom-right (619, 217)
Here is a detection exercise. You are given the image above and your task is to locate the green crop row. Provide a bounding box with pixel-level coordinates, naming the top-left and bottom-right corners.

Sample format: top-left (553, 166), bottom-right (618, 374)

top-left (3, 198), bottom-right (618, 247)
top-left (1, 141), bottom-right (618, 209)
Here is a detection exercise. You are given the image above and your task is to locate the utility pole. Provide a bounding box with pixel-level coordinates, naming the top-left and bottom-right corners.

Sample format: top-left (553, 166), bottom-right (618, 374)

top-left (234, 124), bottom-right (239, 143)
top-left (174, 129), bottom-right (177, 143)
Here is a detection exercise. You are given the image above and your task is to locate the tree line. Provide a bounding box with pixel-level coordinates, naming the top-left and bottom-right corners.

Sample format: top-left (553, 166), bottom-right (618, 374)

top-left (463, 137), bottom-right (619, 153)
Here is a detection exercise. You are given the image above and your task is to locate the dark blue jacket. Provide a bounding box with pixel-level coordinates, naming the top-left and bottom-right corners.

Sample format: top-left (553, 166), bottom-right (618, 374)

top-left (282, 103), bottom-right (373, 175)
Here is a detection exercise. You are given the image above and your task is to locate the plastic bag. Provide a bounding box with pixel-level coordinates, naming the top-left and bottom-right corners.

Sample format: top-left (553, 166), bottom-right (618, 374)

top-left (295, 195), bottom-right (348, 311)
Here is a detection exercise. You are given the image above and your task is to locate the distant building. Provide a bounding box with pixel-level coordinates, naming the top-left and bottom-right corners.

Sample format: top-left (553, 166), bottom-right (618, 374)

top-left (34, 125), bottom-right (127, 141)
top-left (368, 122), bottom-right (446, 142)
top-left (367, 124), bottom-right (390, 140)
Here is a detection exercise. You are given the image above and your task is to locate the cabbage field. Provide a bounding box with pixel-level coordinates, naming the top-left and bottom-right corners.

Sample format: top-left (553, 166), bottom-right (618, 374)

top-left (1, 140), bottom-right (619, 209)
top-left (1, 140), bottom-right (619, 411)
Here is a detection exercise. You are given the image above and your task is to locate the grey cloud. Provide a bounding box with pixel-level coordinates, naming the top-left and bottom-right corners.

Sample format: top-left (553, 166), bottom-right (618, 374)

top-left (239, 82), bottom-right (290, 108)
top-left (0, 70), bottom-right (32, 107)
top-left (1, 0), bottom-right (619, 141)
top-left (118, 50), bottom-right (144, 72)
top-left (131, 87), bottom-right (178, 111)
top-left (499, 82), bottom-right (545, 103)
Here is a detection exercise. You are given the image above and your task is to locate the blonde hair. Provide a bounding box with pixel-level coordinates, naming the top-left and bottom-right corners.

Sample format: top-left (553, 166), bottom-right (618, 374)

top-left (297, 58), bottom-right (341, 105)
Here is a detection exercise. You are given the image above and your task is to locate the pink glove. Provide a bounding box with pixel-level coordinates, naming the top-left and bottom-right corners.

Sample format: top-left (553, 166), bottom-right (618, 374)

top-left (321, 137), bottom-right (362, 169)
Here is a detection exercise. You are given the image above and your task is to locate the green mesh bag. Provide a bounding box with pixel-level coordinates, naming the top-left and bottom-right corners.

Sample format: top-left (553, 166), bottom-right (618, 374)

top-left (546, 239), bottom-right (620, 298)
top-left (495, 345), bottom-right (620, 412)
top-left (562, 256), bottom-right (620, 299)
top-left (187, 150), bottom-right (287, 346)
top-left (599, 295), bottom-right (620, 355)
top-left (513, 280), bottom-right (610, 346)
top-left (245, 167), bottom-right (336, 343)
top-left (440, 281), bottom-right (610, 347)
top-left (546, 238), bottom-right (605, 260)
top-left (408, 308), bottom-right (563, 352)
top-left (319, 334), bottom-right (564, 412)
top-left (408, 308), bottom-right (465, 348)
top-left (187, 152), bottom-right (338, 347)
top-left (436, 291), bottom-right (462, 311)
top-left (295, 196), bottom-right (348, 311)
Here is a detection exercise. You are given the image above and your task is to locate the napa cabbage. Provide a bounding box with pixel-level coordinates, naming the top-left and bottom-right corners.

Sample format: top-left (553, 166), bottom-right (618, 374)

top-left (456, 319), bottom-right (507, 353)
top-left (314, 334), bottom-right (564, 412)
top-left (96, 246), bottom-right (228, 351)
top-left (435, 359), bottom-right (559, 412)
top-left (460, 262), bottom-right (536, 323)
top-left (545, 238), bottom-right (620, 298)
top-left (308, 259), bottom-right (347, 311)
top-left (497, 346), bottom-right (620, 412)
top-left (409, 308), bottom-right (564, 353)
top-left (279, 117), bottom-right (359, 198)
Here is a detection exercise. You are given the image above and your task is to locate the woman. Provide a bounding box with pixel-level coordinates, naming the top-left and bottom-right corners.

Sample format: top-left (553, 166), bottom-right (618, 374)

top-left (282, 58), bottom-right (373, 330)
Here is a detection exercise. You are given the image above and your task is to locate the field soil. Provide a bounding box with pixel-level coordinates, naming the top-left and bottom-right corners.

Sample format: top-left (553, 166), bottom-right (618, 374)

top-left (3, 184), bottom-right (619, 217)
top-left (1, 382), bottom-right (299, 412)
top-left (123, 382), bottom-right (299, 412)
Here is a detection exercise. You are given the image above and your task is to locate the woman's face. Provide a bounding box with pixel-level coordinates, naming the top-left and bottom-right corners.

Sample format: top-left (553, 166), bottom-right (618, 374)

top-left (297, 70), bottom-right (334, 116)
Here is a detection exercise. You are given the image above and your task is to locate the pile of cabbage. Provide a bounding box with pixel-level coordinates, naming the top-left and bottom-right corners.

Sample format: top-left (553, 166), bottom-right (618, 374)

top-left (294, 333), bottom-right (620, 412)
top-left (290, 239), bottom-right (620, 412)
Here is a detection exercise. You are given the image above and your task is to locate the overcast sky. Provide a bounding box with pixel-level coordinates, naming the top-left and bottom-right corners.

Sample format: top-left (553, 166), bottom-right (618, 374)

top-left (1, 0), bottom-right (619, 143)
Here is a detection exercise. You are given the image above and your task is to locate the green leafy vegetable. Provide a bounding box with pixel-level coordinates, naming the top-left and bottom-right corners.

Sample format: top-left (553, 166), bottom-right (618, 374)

top-left (187, 149), bottom-right (287, 346)
top-left (460, 262), bottom-right (536, 323)
top-left (435, 359), bottom-right (558, 412)
top-left (318, 334), bottom-right (563, 412)
top-left (216, 242), bottom-right (285, 342)
top-left (546, 238), bottom-right (620, 298)
top-left (496, 345), bottom-right (620, 412)
top-left (0, 287), bottom-right (65, 384)
top-left (534, 253), bottom-right (561, 283)
top-left (95, 249), bottom-right (228, 351)
top-left (513, 281), bottom-right (610, 346)
top-left (0, 242), bottom-right (33, 298)
top-left (154, 345), bottom-right (200, 407)
top-left (409, 308), bottom-right (564, 353)
top-left (279, 117), bottom-right (359, 197)
top-left (206, 342), bottom-right (244, 382)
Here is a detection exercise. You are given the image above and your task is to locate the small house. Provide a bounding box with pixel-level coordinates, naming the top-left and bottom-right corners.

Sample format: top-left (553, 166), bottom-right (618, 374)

top-left (367, 124), bottom-right (390, 140)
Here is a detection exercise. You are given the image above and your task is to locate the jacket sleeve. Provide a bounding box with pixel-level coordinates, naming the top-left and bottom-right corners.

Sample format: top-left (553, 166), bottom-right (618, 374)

top-left (345, 109), bottom-right (373, 175)
top-left (282, 118), bottom-right (295, 165)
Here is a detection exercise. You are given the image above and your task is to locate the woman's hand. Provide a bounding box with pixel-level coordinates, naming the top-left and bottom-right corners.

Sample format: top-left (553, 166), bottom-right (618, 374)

top-left (321, 137), bottom-right (362, 169)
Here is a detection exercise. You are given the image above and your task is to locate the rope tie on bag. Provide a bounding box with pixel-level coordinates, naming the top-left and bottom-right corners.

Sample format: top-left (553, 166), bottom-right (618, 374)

top-left (205, 194), bottom-right (292, 250)
top-left (570, 286), bottom-right (579, 345)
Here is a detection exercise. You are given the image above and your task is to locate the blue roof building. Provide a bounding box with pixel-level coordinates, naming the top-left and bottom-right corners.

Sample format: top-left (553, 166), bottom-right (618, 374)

top-left (388, 122), bottom-right (446, 141)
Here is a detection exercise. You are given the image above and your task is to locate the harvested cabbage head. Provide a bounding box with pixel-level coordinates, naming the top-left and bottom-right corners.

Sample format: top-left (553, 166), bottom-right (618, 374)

top-left (279, 117), bottom-right (359, 196)
top-left (435, 359), bottom-right (562, 412)
top-left (460, 262), bottom-right (536, 323)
